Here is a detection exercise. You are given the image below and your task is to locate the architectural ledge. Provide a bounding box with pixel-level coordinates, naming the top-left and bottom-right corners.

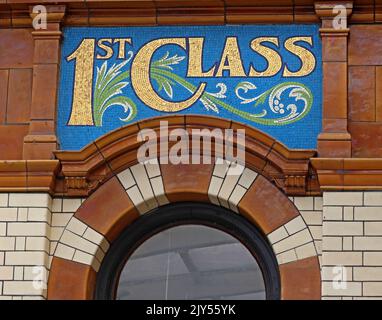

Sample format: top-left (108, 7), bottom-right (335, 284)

top-left (311, 158), bottom-right (382, 190)
top-left (0, 160), bottom-right (60, 193)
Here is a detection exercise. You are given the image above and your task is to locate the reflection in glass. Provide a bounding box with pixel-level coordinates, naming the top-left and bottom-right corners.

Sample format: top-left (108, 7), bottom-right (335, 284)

top-left (116, 225), bottom-right (266, 300)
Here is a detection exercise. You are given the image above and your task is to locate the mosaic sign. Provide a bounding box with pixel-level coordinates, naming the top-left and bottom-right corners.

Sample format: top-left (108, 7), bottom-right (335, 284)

top-left (58, 25), bottom-right (322, 150)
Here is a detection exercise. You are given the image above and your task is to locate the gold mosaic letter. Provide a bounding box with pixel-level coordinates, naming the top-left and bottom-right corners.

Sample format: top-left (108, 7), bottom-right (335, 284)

top-left (283, 37), bottom-right (316, 77)
top-left (131, 38), bottom-right (206, 112)
top-left (67, 38), bottom-right (95, 126)
top-left (215, 37), bottom-right (246, 77)
top-left (249, 37), bottom-right (282, 77)
top-left (96, 39), bottom-right (113, 60)
top-left (187, 38), bottom-right (216, 77)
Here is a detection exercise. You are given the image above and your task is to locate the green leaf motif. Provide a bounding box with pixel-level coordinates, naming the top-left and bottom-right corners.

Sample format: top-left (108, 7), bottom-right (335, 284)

top-left (93, 60), bottom-right (136, 126)
top-left (91, 51), bottom-right (314, 127)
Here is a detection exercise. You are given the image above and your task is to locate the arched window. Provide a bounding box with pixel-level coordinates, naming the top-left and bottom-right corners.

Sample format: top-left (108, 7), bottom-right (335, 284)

top-left (95, 203), bottom-right (280, 300)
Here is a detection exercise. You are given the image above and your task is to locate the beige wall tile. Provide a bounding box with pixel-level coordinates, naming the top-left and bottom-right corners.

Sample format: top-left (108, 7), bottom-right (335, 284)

top-left (212, 159), bottom-right (230, 178)
top-left (208, 176), bottom-right (223, 206)
top-left (73, 250), bottom-right (93, 266)
top-left (15, 237), bottom-right (25, 251)
top-left (17, 208), bottom-right (28, 222)
top-left (323, 207), bottom-right (343, 221)
top-left (314, 197), bottom-right (323, 211)
top-left (0, 266), bottom-right (13, 280)
top-left (51, 213), bottom-right (72, 227)
top-left (144, 159), bottom-right (161, 178)
top-left (272, 228), bottom-right (311, 254)
top-left (321, 266), bottom-right (353, 281)
top-left (50, 241), bottom-right (57, 255)
top-left (7, 223), bottom-right (48, 237)
top-left (364, 192), bottom-right (382, 206)
top-left (131, 163), bottom-right (157, 205)
top-left (354, 267), bottom-right (382, 281)
top-left (301, 211), bottom-right (322, 226)
top-left (0, 237), bottom-right (15, 251)
top-left (342, 237), bottom-right (353, 251)
top-left (23, 266), bottom-right (48, 281)
top-left (228, 185), bottom-right (247, 213)
top-left (322, 251), bottom-right (362, 266)
top-left (54, 243), bottom-right (75, 261)
top-left (0, 208), bottom-right (17, 221)
top-left (237, 168), bottom-right (257, 189)
top-left (343, 207), bottom-right (354, 221)
top-left (0, 223), bottom-right (5, 236)
top-left (126, 186), bottom-right (149, 214)
top-left (50, 227), bottom-right (64, 241)
top-left (25, 237), bottom-right (49, 253)
top-left (62, 199), bottom-right (82, 213)
top-left (285, 216), bottom-right (306, 235)
top-left (322, 281), bottom-right (362, 296)
top-left (267, 226), bottom-right (288, 244)
top-left (354, 207), bottom-right (382, 221)
top-left (14, 266), bottom-right (23, 280)
top-left (314, 240), bottom-right (322, 255)
top-left (354, 237), bottom-right (382, 250)
top-left (83, 228), bottom-right (104, 247)
top-left (66, 218), bottom-right (87, 236)
top-left (27, 208), bottom-right (51, 223)
top-left (276, 248), bottom-right (297, 265)
top-left (60, 230), bottom-right (99, 256)
top-left (364, 252), bottom-right (382, 266)
top-left (150, 176), bottom-right (169, 206)
top-left (3, 281), bottom-right (42, 296)
top-left (324, 192), bottom-right (363, 206)
top-left (9, 194), bottom-right (51, 208)
top-left (51, 198), bottom-right (62, 213)
top-left (295, 242), bottom-right (317, 260)
top-left (5, 251), bottom-right (48, 266)
top-left (117, 168), bottom-right (135, 189)
top-left (309, 225), bottom-right (323, 240)
top-left (323, 222), bottom-right (363, 236)
top-left (0, 194), bottom-right (8, 207)
top-left (364, 222), bottom-right (382, 235)
top-left (218, 173), bottom-right (241, 207)
top-left (363, 282), bottom-right (382, 296)
top-left (294, 197), bottom-right (314, 211)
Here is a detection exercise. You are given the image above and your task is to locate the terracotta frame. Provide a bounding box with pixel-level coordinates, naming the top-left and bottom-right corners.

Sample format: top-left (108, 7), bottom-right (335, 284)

top-left (54, 115), bottom-right (318, 197)
top-left (47, 115), bottom-right (321, 300)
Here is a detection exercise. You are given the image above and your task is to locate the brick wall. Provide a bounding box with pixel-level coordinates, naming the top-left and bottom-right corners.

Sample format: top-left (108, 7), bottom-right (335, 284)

top-left (0, 194), bottom-right (82, 300)
top-left (322, 191), bottom-right (382, 299)
top-left (0, 29), bottom-right (34, 160)
top-left (348, 25), bottom-right (382, 157)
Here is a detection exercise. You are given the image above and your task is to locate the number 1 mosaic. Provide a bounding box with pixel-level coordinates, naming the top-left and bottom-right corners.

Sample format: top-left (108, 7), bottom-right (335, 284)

top-left (57, 25), bottom-right (322, 150)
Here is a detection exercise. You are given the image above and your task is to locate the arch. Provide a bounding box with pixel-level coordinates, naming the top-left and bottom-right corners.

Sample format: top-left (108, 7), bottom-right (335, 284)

top-left (48, 115), bottom-right (321, 300)
top-left (54, 115), bottom-right (318, 197)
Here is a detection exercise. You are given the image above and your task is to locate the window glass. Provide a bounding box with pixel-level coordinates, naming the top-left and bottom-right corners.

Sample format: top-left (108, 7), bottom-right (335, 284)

top-left (116, 225), bottom-right (266, 300)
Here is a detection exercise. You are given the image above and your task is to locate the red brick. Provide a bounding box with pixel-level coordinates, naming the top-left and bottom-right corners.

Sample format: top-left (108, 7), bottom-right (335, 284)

top-left (6, 69), bottom-right (32, 124)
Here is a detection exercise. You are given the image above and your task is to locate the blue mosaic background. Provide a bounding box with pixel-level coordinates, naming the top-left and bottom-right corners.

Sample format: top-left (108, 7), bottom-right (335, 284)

top-left (57, 25), bottom-right (322, 150)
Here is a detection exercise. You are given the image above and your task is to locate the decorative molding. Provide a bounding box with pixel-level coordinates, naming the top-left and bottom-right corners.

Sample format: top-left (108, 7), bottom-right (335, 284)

top-left (0, 160), bottom-right (60, 193)
top-left (55, 115), bottom-right (318, 197)
top-left (311, 158), bottom-right (382, 190)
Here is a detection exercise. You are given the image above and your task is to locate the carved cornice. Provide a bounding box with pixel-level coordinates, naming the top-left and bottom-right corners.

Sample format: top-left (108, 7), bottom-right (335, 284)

top-left (54, 115), bottom-right (318, 197)
top-left (0, 160), bottom-right (60, 193)
top-left (311, 158), bottom-right (382, 190)
top-left (2, 0), bottom-right (380, 27)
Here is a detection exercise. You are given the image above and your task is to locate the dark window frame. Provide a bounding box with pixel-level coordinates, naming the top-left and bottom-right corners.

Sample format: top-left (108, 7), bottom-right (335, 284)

top-left (95, 202), bottom-right (281, 300)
